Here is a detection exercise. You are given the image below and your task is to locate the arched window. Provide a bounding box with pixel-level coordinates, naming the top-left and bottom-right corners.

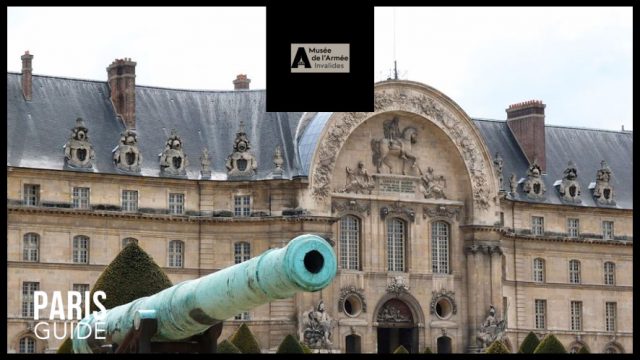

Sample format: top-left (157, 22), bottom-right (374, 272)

top-left (73, 235), bottom-right (89, 264)
top-left (387, 218), bottom-right (406, 272)
top-left (339, 215), bottom-right (360, 270)
top-left (604, 261), bottom-right (616, 285)
top-left (23, 233), bottom-right (39, 262)
top-left (569, 260), bottom-right (581, 284)
top-left (168, 240), bottom-right (184, 268)
top-left (122, 237), bottom-right (138, 248)
top-left (432, 221), bottom-right (450, 274)
top-left (234, 242), bottom-right (251, 264)
top-left (533, 258), bottom-right (545, 283)
top-left (19, 336), bottom-right (36, 353)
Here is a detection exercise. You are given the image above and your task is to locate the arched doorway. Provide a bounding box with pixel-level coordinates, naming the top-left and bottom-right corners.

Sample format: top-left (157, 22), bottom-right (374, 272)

top-left (437, 336), bottom-right (452, 353)
top-left (376, 299), bottom-right (418, 353)
top-left (345, 334), bottom-right (361, 353)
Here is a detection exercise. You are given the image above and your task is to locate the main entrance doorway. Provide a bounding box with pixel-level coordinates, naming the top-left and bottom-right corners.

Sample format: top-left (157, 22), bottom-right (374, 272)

top-left (376, 299), bottom-right (418, 353)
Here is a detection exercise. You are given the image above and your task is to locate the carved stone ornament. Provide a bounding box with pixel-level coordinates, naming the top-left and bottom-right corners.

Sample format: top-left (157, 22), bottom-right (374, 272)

top-left (113, 129), bottom-right (142, 173)
top-left (429, 289), bottom-right (457, 315)
top-left (200, 148), bottom-right (211, 178)
top-left (386, 276), bottom-right (410, 297)
top-left (423, 205), bottom-right (460, 221)
top-left (310, 86), bottom-right (494, 213)
top-left (338, 286), bottom-right (367, 313)
top-left (557, 160), bottom-right (581, 203)
top-left (476, 305), bottom-right (507, 349)
top-left (64, 117), bottom-right (95, 169)
top-left (380, 201), bottom-right (415, 222)
top-left (464, 244), bottom-right (502, 255)
top-left (371, 117), bottom-right (420, 175)
top-left (340, 160), bottom-right (375, 194)
top-left (509, 173), bottom-right (518, 195)
top-left (159, 129), bottom-right (189, 177)
top-left (271, 145), bottom-right (284, 178)
top-left (493, 152), bottom-right (504, 191)
top-left (419, 167), bottom-right (447, 199)
top-left (376, 298), bottom-right (412, 323)
top-left (226, 120), bottom-right (257, 178)
top-left (522, 159), bottom-right (546, 200)
top-left (302, 300), bottom-right (335, 349)
top-left (591, 160), bottom-right (615, 205)
top-left (331, 199), bottom-right (370, 216)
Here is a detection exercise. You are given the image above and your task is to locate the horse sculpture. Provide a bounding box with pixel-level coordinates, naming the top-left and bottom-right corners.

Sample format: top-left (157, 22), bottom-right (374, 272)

top-left (371, 117), bottom-right (419, 175)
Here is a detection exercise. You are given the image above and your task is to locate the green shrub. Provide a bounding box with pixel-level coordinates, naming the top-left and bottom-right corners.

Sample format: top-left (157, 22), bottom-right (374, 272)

top-left (485, 340), bottom-right (510, 353)
top-left (57, 243), bottom-right (172, 353)
top-left (277, 334), bottom-right (305, 354)
top-left (534, 334), bottom-right (567, 353)
top-left (518, 331), bottom-right (540, 353)
top-left (217, 339), bottom-right (241, 353)
top-left (577, 346), bottom-right (590, 354)
top-left (393, 345), bottom-right (409, 354)
top-left (56, 338), bottom-right (73, 354)
top-left (229, 323), bottom-right (261, 354)
top-left (423, 347), bottom-right (433, 353)
top-left (300, 342), bottom-right (312, 354)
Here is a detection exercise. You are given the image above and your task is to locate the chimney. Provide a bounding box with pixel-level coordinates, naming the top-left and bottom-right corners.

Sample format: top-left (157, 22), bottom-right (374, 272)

top-left (506, 100), bottom-right (546, 172)
top-left (233, 74), bottom-right (251, 90)
top-left (21, 51), bottom-right (34, 101)
top-left (107, 58), bottom-right (137, 129)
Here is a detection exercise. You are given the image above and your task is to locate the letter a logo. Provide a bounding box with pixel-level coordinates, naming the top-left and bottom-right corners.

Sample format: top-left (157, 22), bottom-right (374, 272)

top-left (291, 47), bottom-right (311, 68)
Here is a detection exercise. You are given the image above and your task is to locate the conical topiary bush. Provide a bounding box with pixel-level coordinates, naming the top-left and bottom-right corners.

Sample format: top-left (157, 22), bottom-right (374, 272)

top-left (217, 339), bottom-right (241, 353)
top-left (393, 345), bottom-right (409, 354)
top-left (485, 340), bottom-right (510, 353)
top-left (229, 323), bottom-right (261, 353)
top-left (423, 347), bottom-right (433, 353)
top-left (533, 334), bottom-right (567, 353)
top-left (577, 346), bottom-right (590, 354)
top-left (57, 242), bottom-right (172, 353)
top-left (276, 334), bottom-right (305, 353)
top-left (518, 331), bottom-right (540, 353)
top-left (300, 341), bottom-right (312, 354)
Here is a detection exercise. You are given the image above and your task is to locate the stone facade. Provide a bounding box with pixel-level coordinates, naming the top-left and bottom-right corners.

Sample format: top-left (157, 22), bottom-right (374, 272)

top-left (6, 79), bottom-right (632, 354)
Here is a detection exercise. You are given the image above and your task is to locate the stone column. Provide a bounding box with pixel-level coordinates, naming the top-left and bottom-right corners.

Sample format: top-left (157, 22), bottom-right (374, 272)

top-left (465, 244), bottom-right (481, 352)
top-left (489, 246), bottom-right (504, 318)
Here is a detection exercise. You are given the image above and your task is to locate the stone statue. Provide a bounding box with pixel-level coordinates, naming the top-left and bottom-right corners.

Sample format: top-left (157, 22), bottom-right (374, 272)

top-left (420, 167), bottom-right (446, 199)
top-left (113, 129), bottom-right (142, 173)
top-left (303, 300), bottom-right (335, 349)
top-left (226, 121), bottom-right (257, 178)
top-left (558, 160), bottom-right (581, 203)
top-left (476, 305), bottom-right (507, 349)
top-left (159, 129), bottom-right (189, 176)
top-left (341, 161), bottom-right (375, 194)
top-left (493, 152), bottom-right (503, 190)
top-left (271, 145), bottom-right (284, 178)
top-left (593, 160), bottom-right (615, 205)
top-left (522, 159), bottom-right (546, 199)
top-left (64, 117), bottom-right (95, 169)
top-left (371, 117), bottom-right (420, 175)
top-left (200, 148), bottom-right (211, 178)
top-left (509, 173), bottom-right (518, 194)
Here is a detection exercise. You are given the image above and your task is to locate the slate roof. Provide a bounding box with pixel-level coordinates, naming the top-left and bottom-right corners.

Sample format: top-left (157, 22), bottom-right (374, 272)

top-left (7, 73), bottom-right (632, 209)
top-left (7, 72), bottom-right (303, 180)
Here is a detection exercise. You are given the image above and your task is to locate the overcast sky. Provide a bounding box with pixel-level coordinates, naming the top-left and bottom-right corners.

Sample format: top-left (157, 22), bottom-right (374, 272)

top-left (7, 7), bottom-right (632, 131)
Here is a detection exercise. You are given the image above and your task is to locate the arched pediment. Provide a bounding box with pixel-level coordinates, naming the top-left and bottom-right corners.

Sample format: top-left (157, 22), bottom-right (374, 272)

top-left (307, 80), bottom-right (500, 224)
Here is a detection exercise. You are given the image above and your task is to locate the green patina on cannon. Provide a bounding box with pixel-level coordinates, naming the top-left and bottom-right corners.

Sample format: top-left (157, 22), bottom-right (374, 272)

top-left (72, 234), bottom-right (337, 353)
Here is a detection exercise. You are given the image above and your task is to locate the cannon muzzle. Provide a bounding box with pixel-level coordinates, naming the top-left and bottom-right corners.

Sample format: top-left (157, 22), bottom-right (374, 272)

top-left (73, 234), bottom-right (336, 353)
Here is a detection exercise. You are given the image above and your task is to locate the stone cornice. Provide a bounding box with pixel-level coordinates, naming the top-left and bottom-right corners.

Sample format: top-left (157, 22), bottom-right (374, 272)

top-left (502, 279), bottom-right (632, 292)
top-left (501, 230), bottom-right (632, 246)
top-left (503, 197), bottom-right (633, 214)
top-left (7, 261), bottom-right (202, 275)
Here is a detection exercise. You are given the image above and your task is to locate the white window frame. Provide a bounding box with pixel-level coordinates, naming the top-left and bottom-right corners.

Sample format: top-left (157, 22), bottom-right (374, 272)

top-left (605, 302), bottom-right (616, 332)
top-left (533, 258), bottom-right (545, 283)
top-left (23, 184), bottom-right (40, 206)
top-left (19, 336), bottom-right (36, 353)
top-left (121, 189), bottom-right (139, 212)
top-left (604, 262), bottom-right (616, 286)
top-left (569, 259), bottom-right (581, 284)
top-left (22, 282), bottom-right (39, 318)
top-left (339, 215), bottom-right (360, 270)
top-left (234, 195), bottom-right (251, 217)
top-left (570, 301), bottom-right (582, 331)
top-left (534, 299), bottom-right (546, 330)
top-left (532, 216), bottom-right (544, 236)
top-left (234, 242), bottom-right (251, 264)
top-left (168, 240), bottom-right (184, 268)
top-left (567, 218), bottom-right (579, 238)
top-left (72, 187), bottom-right (90, 209)
top-left (23, 233), bottom-right (39, 262)
top-left (431, 221), bottom-right (450, 274)
top-left (73, 235), bottom-right (90, 264)
top-left (169, 193), bottom-right (185, 215)
top-left (602, 221), bottom-right (614, 240)
top-left (387, 218), bottom-right (406, 272)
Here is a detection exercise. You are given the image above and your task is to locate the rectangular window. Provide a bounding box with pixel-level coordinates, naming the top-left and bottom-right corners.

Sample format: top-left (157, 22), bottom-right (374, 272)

top-left (234, 195), bottom-right (251, 217)
top-left (569, 260), bottom-right (581, 284)
top-left (23, 184), bottom-right (40, 206)
top-left (73, 236), bottom-right (89, 264)
top-left (570, 301), bottom-right (582, 331)
top-left (72, 187), bottom-right (90, 209)
top-left (605, 302), bottom-right (616, 332)
top-left (234, 312), bottom-right (250, 320)
top-left (604, 262), bottom-right (616, 286)
top-left (603, 221), bottom-right (614, 240)
top-left (567, 218), bottom-right (579, 238)
top-left (339, 216), bottom-right (360, 270)
top-left (72, 283), bottom-right (90, 293)
top-left (387, 219), bottom-right (405, 272)
top-left (22, 282), bottom-right (39, 317)
top-left (533, 258), bottom-right (545, 283)
top-left (534, 299), bottom-right (546, 329)
top-left (122, 190), bottom-right (138, 212)
top-left (169, 193), bottom-right (184, 215)
top-left (532, 216), bottom-right (544, 236)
